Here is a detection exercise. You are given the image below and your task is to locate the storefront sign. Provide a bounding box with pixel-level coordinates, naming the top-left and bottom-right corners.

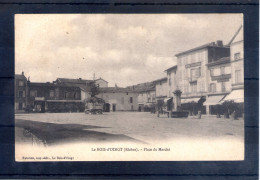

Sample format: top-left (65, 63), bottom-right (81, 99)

top-left (211, 74), bottom-right (231, 81)
top-left (35, 97), bottom-right (45, 101)
top-left (185, 62), bottom-right (201, 68)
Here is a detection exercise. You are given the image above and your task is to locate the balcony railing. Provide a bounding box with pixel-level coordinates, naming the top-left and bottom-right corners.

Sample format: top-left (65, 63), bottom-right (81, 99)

top-left (211, 74), bottom-right (231, 81)
top-left (189, 77), bottom-right (198, 83)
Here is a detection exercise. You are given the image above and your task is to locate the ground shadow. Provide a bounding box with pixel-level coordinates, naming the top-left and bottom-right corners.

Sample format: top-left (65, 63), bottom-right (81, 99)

top-left (15, 119), bottom-right (145, 146)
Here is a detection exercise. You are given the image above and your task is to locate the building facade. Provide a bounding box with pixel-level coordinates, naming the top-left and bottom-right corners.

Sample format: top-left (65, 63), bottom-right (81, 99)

top-left (204, 57), bottom-right (232, 114)
top-left (97, 87), bottom-right (138, 111)
top-left (221, 25), bottom-right (244, 108)
top-left (27, 82), bottom-right (83, 112)
top-left (15, 72), bottom-right (27, 112)
top-left (175, 41), bottom-right (230, 114)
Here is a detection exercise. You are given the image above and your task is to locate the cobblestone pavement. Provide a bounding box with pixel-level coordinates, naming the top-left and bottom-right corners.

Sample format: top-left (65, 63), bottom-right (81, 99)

top-left (15, 112), bottom-right (244, 145)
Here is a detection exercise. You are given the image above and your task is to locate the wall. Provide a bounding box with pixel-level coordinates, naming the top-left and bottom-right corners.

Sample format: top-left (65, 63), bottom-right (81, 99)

top-left (207, 63), bottom-right (232, 94)
top-left (98, 92), bottom-right (138, 111)
top-left (95, 79), bottom-right (108, 87)
top-left (167, 69), bottom-right (177, 97)
top-left (177, 48), bottom-right (208, 98)
top-left (15, 78), bottom-right (27, 110)
top-left (230, 42), bottom-right (244, 88)
top-left (155, 80), bottom-right (167, 98)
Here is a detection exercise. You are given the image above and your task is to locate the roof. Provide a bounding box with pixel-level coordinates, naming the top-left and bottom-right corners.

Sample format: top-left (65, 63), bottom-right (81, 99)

top-left (164, 65), bottom-right (177, 72)
top-left (126, 82), bottom-right (155, 93)
top-left (206, 57), bottom-right (230, 67)
top-left (152, 77), bottom-right (167, 83)
top-left (28, 82), bottom-right (81, 89)
top-left (175, 42), bottom-right (228, 57)
top-left (95, 78), bottom-right (108, 83)
top-left (99, 87), bottom-right (136, 93)
top-left (56, 78), bottom-right (93, 84)
top-left (228, 25), bottom-right (243, 46)
top-left (15, 74), bottom-right (27, 80)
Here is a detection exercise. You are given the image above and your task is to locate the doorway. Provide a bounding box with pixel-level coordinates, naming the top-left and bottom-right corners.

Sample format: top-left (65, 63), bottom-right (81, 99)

top-left (112, 104), bottom-right (116, 112)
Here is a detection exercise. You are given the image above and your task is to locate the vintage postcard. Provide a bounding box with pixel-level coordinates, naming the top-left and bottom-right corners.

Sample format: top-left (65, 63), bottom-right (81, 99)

top-left (15, 14), bottom-right (244, 161)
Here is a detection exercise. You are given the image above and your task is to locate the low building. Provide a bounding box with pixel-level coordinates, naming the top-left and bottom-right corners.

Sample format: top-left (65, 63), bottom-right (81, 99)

top-left (15, 72), bottom-right (27, 112)
top-left (128, 82), bottom-right (156, 112)
top-left (97, 87), bottom-right (138, 111)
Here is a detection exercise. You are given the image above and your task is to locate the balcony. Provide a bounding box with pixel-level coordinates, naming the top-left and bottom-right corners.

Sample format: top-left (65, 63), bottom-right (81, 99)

top-left (189, 77), bottom-right (198, 83)
top-left (211, 74), bottom-right (231, 82)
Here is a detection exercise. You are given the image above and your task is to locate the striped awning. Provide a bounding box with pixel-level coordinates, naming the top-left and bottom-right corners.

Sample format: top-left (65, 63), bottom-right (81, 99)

top-left (204, 95), bottom-right (225, 106)
top-left (181, 97), bottom-right (200, 104)
top-left (220, 89), bottom-right (244, 103)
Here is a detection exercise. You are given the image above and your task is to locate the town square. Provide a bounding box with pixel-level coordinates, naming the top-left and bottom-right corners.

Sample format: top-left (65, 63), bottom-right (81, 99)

top-left (15, 14), bottom-right (244, 161)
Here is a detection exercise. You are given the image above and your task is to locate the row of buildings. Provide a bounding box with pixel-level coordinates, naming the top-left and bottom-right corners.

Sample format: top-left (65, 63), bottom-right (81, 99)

top-left (15, 25), bottom-right (244, 115)
top-left (133, 25), bottom-right (244, 115)
top-left (15, 75), bottom-right (138, 113)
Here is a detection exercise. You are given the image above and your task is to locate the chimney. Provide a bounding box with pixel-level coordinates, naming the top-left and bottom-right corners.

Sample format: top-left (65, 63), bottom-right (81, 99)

top-left (79, 78), bottom-right (82, 80)
top-left (22, 72), bottom-right (24, 76)
top-left (216, 40), bottom-right (223, 47)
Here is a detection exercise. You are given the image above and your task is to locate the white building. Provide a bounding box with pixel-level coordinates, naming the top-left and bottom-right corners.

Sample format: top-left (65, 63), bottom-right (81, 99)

top-left (98, 87), bottom-right (138, 111)
top-left (221, 25), bottom-right (244, 104)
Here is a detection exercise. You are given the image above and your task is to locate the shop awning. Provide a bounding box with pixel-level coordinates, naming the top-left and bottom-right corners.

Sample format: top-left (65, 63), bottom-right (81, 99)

top-left (164, 97), bottom-right (173, 103)
top-left (46, 100), bottom-right (83, 103)
top-left (182, 97), bottom-right (200, 104)
top-left (221, 89), bottom-right (244, 103)
top-left (204, 95), bottom-right (225, 106)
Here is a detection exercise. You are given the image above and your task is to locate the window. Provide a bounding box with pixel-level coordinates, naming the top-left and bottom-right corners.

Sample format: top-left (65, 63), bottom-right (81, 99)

top-left (184, 84), bottom-right (188, 93)
top-left (235, 70), bottom-right (242, 83)
top-left (210, 68), bottom-right (215, 76)
top-left (121, 97), bottom-right (124, 104)
top-left (196, 67), bottom-right (201, 77)
top-left (191, 83), bottom-right (197, 93)
top-left (130, 97), bottom-right (133, 103)
top-left (210, 83), bottom-right (216, 93)
top-left (220, 66), bottom-right (225, 75)
top-left (234, 52), bottom-right (241, 60)
top-left (30, 90), bottom-right (37, 97)
top-left (18, 91), bottom-right (23, 97)
top-left (50, 90), bottom-right (54, 97)
top-left (200, 81), bottom-right (205, 92)
top-left (126, 92), bottom-right (128, 95)
top-left (18, 81), bottom-right (24, 86)
top-left (55, 89), bottom-right (59, 98)
top-left (221, 82), bottom-right (226, 92)
top-left (74, 92), bottom-right (79, 99)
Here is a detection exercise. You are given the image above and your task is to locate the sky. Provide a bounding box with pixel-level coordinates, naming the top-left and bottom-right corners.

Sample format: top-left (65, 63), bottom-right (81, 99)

top-left (15, 14), bottom-right (243, 87)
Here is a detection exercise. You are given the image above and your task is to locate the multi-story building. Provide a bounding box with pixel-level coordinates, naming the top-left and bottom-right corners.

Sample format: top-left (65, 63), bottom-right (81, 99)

top-left (221, 25), bottom-right (244, 107)
top-left (27, 81), bottom-right (83, 112)
top-left (175, 40), bottom-right (230, 114)
top-left (204, 56), bottom-right (232, 114)
top-left (15, 72), bottom-right (27, 112)
top-left (165, 65), bottom-right (178, 98)
top-left (56, 77), bottom-right (108, 88)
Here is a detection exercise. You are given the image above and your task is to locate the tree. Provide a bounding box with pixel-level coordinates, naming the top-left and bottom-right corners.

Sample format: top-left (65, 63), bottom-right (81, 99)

top-left (89, 81), bottom-right (100, 97)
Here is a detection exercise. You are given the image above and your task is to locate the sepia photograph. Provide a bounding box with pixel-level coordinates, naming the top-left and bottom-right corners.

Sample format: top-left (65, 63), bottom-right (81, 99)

top-left (15, 14), bottom-right (244, 161)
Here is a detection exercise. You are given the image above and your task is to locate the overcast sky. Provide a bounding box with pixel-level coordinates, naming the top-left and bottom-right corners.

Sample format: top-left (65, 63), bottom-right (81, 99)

top-left (15, 14), bottom-right (243, 87)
